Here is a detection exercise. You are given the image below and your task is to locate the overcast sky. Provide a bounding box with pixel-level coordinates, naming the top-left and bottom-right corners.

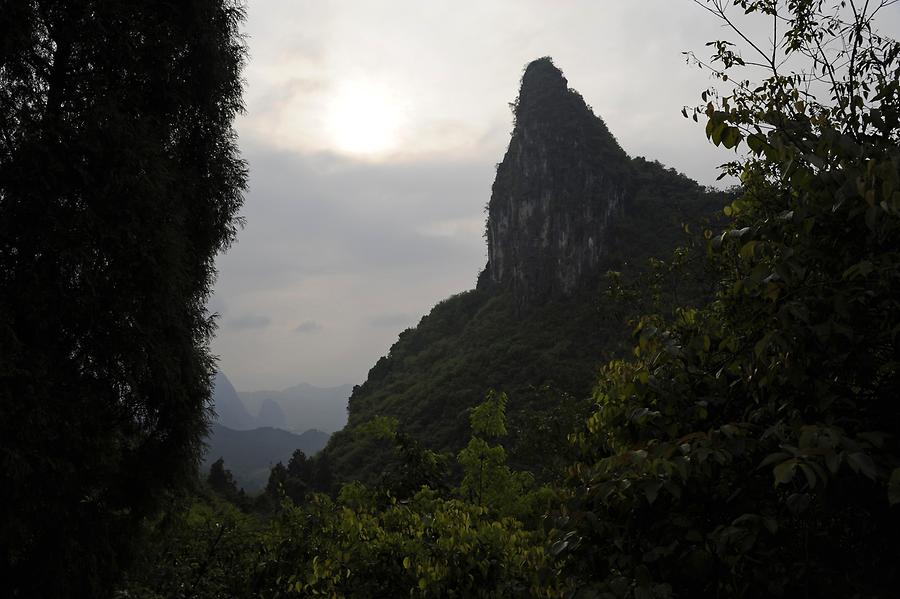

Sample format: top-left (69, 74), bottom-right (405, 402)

top-left (210, 0), bottom-right (898, 391)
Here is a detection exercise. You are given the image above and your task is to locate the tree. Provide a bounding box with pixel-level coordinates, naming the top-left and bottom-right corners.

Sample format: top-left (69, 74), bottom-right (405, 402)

top-left (287, 449), bottom-right (314, 482)
top-left (266, 462), bottom-right (289, 498)
top-left (283, 450), bottom-right (313, 503)
top-left (208, 457), bottom-right (239, 498)
top-left (457, 391), bottom-right (539, 519)
top-left (556, 1), bottom-right (900, 596)
top-left (0, 1), bottom-right (246, 596)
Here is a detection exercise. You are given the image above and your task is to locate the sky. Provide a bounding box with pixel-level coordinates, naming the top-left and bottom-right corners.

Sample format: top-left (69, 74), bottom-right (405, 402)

top-left (209, 0), bottom-right (899, 391)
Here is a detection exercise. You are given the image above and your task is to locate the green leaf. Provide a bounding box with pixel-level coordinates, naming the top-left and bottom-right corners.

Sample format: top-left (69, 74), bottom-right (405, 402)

top-left (889, 468), bottom-right (900, 506)
top-left (739, 240), bottom-right (758, 260)
top-left (847, 452), bottom-right (877, 480)
top-left (643, 480), bottom-right (663, 505)
top-left (711, 123), bottom-right (727, 146)
top-left (825, 450), bottom-right (841, 473)
top-left (759, 451), bottom-right (791, 469)
top-left (549, 539), bottom-right (569, 556)
top-left (773, 460), bottom-right (797, 485)
top-left (746, 133), bottom-right (766, 154)
top-left (722, 126), bottom-right (742, 149)
top-left (842, 261), bottom-right (874, 280)
top-left (470, 390), bottom-right (508, 438)
top-left (798, 463), bottom-right (817, 489)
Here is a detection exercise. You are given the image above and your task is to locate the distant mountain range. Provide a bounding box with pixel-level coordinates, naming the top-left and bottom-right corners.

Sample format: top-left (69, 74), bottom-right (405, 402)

top-left (202, 423), bottom-right (330, 491)
top-left (210, 371), bottom-right (352, 433)
top-left (205, 371), bottom-right (350, 490)
top-left (210, 371), bottom-right (256, 430)
top-left (240, 382), bottom-right (354, 434)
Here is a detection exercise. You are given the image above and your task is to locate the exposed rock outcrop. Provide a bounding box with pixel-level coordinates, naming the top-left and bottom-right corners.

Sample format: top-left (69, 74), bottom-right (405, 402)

top-left (322, 57), bottom-right (727, 485)
top-left (478, 57), bottom-right (632, 305)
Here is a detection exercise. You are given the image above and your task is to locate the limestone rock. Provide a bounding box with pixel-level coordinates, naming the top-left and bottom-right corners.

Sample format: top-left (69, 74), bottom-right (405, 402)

top-left (479, 57), bottom-right (632, 305)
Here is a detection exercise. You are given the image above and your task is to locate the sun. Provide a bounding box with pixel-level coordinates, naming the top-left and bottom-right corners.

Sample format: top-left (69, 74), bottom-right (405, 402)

top-left (325, 80), bottom-right (405, 156)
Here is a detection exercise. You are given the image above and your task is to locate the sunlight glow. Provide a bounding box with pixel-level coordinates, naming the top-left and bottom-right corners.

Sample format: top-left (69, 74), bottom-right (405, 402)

top-left (325, 80), bottom-right (406, 156)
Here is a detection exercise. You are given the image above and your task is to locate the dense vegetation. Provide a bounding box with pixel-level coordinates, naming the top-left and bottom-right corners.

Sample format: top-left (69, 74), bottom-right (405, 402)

top-left (0, 1), bottom-right (246, 596)
top-left (5, 1), bottom-right (900, 597)
top-left (553, 1), bottom-right (900, 593)
top-left (322, 146), bottom-right (727, 488)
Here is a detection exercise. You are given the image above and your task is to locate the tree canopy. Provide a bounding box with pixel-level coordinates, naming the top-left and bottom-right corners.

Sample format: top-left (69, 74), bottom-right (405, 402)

top-left (0, 1), bottom-right (246, 596)
top-left (557, 1), bottom-right (900, 595)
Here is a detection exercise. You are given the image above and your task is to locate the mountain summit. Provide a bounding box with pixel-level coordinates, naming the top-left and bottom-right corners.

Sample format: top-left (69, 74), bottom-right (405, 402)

top-left (322, 58), bottom-right (725, 485)
top-left (479, 57), bottom-right (632, 305)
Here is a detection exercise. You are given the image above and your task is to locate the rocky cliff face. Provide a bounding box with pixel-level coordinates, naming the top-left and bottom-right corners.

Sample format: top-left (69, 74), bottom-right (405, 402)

top-left (323, 57), bottom-right (726, 485)
top-left (478, 57), bottom-right (633, 304)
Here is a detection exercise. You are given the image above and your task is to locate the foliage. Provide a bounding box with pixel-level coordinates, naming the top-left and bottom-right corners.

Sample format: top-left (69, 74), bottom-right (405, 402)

top-left (253, 490), bottom-right (560, 598)
top-left (127, 488), bottom-right (560, 598)
top-left (0, 1), bottom-right (246, 595)
top-left (556, 2), bottom-right (900, 596)
top-left (324, 207), bottom-right (720, 488)
top-left (322, 289), bottom-right (609, 486)
top-left (458, 391), bottom-right (548, 520)
top-left (260, 448), bottom-right (336, 510)
top-left (208, 457), bottom-right (251, 509)
top-left (121, 494), bottom-right (262, 599)
top-left (122, 394), bottom-right (563, 598)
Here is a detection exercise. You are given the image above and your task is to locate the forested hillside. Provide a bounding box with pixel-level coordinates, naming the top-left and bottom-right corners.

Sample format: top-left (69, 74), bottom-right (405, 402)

top-left (322, 60), bottom-right (728, 486)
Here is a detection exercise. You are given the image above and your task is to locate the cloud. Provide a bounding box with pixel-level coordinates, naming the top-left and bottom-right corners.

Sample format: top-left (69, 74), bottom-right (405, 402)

top-left (227, 314), bottom-right (271, 330)
top-left (213, 146), bottom-right (491, 291)
top-left (293, 321), bottom-right (323, 334)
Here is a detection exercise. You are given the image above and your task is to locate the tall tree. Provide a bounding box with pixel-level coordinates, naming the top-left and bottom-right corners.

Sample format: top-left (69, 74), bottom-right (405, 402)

top-left (0, 1), bottom-right (246, 596)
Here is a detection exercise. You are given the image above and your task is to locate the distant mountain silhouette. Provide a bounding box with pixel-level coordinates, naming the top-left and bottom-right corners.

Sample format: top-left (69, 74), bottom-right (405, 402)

top-left (256, 397), bottom-right (288, 429)
top-left (206, 373), bottom-right (346, 489)
top-left (202, 423), bottom-right (330, 491)
top-left (240, 382), bottom-right (353, 433)
top-left (210, 371), bottom-right (256, 429)
top-left (211, 372), bottom-right (351, 433)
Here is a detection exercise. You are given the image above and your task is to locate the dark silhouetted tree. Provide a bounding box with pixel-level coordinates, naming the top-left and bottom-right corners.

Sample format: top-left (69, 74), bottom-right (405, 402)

top-left (0, 1), bottom-right (246, 596)
top-left (265, 462), bottom-right (288, 497)
top-left (287, 449), bottom-right (314, 481)
top-left (208, 457), bottom-right (239, 498)
top-left (313, 452), bottom-right (334, 494)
